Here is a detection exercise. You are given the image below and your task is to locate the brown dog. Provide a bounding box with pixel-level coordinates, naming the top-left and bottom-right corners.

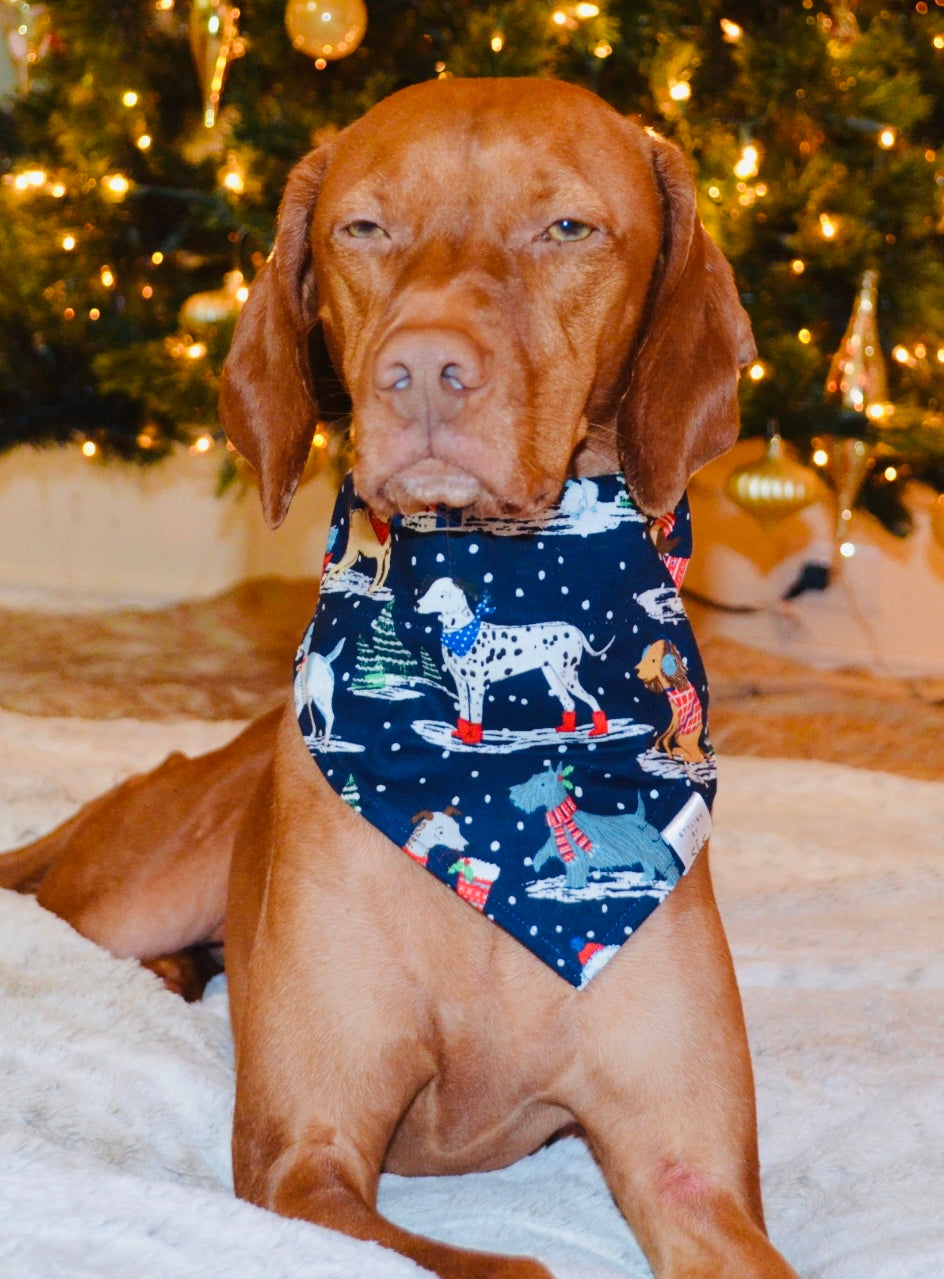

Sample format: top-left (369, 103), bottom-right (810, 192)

top-left (636, 638), bottom-right (709, 764)
top-left (3, 79), bottom-right (802, 1279)
top-left (321, 505), bottom-right (391, 592)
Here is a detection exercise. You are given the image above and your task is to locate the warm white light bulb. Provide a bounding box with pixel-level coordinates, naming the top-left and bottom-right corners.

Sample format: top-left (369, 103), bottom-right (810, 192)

top-left (733, 144), bottom-right (759, 179)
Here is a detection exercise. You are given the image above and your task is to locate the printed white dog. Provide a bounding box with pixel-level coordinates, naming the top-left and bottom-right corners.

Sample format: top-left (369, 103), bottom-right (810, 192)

top-left (416, 577), bottom-right (611, 745)
top-left (402, 806), bottom-right (467, 866)
top-left (294, 634), bottom-right (345, 742)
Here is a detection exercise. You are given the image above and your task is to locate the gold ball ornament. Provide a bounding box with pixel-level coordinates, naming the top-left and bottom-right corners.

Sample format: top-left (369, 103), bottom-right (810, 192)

top-left (931, 493), bottom-right (944, 552)
top-left (285, 0), bottom-right (367, 61)
top-left (180, 270), bottom-right (247, 329)
top-left (724, 434), bottom-right (828, 528)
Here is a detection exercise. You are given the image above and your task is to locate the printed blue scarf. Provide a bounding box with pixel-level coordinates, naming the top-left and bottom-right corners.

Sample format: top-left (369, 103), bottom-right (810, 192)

top-left (295, 473), bottom-right (716, 987)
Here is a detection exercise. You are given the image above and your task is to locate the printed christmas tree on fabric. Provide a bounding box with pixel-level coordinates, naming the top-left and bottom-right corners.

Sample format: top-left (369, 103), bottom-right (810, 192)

top-left (352, 603), bottom-right (419, 693)
top-left (340, 774), bottom-right (362, 813)
top-left (420, 647), bottom-right (442, 684)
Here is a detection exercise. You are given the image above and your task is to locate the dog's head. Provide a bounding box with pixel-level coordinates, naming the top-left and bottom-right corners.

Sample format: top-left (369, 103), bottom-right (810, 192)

top-left (635, 638), bottom-right (687, 691)
top-left (220, 78), bottom-right (754, 526)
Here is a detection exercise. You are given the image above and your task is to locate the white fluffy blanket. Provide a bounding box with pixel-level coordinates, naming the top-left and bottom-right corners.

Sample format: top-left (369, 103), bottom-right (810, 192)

top-left (1, 709), bottom-right (942, 1278)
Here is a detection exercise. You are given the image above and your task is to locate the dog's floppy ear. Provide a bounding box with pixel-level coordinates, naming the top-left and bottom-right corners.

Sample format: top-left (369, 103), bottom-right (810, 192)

top-left (219, 149), bottom-right (329, 528)
top-left (617, 130), bottom-right (756, 517)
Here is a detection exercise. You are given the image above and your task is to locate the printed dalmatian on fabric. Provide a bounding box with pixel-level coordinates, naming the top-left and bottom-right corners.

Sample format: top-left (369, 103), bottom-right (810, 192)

top-left (295, 472), bottom-right (716, 988)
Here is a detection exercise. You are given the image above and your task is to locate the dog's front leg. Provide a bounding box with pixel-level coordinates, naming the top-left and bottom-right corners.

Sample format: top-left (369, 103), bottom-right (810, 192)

top-left (569, 852), bottom-right (801, 1279)
top-left (563, 847), bottom-right (590, 890)
top-left (231, 883), bottom-right (553, 1278)
top-left (466, 677), bottom-right (487, 739)
top-left (228, 712), bottom-right (553, 1279)
top-left (451, 671), bottom-right (485, 745)
top-left (370, 542), bottom-right (391, 592)
top-left (530, 835), bottom-right (558, 877)
top-left (653, 704), bottom-right (680, 757)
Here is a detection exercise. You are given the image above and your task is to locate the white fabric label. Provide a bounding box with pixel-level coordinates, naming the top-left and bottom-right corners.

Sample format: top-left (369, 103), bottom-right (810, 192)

top-left (660, 792), bottom-right (712, 871)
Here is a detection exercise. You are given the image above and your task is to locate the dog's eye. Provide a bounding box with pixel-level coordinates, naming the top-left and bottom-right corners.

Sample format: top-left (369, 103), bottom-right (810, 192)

top-left (345, 220), bottom-right (388, 240)
top-left (544, 219), bottom-right (593, 243)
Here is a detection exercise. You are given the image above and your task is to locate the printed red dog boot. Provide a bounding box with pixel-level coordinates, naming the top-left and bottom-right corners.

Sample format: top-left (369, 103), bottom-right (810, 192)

top-left (589, 710), bottom-right (609, 737)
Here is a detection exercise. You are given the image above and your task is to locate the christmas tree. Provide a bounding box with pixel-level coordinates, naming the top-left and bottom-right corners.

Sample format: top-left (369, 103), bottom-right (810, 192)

top-left (2, 0), bottom-right (942, 531)
top-left (352, 601), bottom-right (418, 690)
top-left (340, 772), bottom-right (362, 812)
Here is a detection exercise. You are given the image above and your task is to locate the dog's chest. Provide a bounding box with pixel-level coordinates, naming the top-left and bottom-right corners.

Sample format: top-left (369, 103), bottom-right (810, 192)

top-left (296, 473), bottom-right (717, 988)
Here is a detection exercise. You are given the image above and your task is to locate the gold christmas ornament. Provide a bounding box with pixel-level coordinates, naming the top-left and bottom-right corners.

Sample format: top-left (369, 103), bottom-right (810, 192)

top-left (285, 0), bottom-right (367, 62)
top-left (724, 434), bottom-right (828, 527)
top-left (814, 435), bottom-right (877, 556)
top-left (1, 0), bottom-right (51, 94)
top-left (189, 0), bottom-right (241, 129)
top-left (179, 269), bottom-right (247, 329)
top-left (930, 493), bottom-right (944, 552)
top-left (825, 269), bottom-right (894, 422)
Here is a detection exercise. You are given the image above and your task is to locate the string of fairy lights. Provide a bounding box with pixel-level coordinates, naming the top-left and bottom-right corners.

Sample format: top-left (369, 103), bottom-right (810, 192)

top-left (2, 0), bottom-right (944, 546)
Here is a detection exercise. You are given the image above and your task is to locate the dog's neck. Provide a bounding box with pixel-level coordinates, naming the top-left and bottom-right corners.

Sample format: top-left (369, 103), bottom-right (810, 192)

top-left (438, 601), bottom-right (474, 630)
top-left (571, 428), bottom-right (620, 482)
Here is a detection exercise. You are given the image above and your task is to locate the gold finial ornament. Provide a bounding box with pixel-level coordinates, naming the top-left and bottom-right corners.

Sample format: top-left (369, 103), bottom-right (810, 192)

top-left (190, 0), bottom-right (241, 129)
top-left (825, 269), bottom-right (893, 422)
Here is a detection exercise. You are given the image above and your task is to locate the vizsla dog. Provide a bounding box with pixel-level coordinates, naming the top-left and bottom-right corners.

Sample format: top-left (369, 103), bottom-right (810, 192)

top-left (1, 79), bottom-right (801, 1279)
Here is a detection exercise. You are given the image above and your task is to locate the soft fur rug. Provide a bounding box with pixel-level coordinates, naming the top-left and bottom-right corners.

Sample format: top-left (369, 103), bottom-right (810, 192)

top-left (1, 709), bottom-right (942, 1278)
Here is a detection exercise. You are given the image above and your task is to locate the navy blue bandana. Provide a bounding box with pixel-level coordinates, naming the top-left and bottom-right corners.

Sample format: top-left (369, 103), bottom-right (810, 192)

top-left (295, 473), bottom-right (716, 988)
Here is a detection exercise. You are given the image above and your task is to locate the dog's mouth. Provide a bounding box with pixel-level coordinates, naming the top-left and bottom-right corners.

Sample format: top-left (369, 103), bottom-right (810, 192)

top-left (379, 459), bottom-right (484, 515)
top-left (359, 458), bottom-right (563, 522)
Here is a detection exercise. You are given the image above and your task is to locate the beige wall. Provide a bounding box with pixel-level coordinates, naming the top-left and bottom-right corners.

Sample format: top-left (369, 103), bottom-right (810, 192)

top-left (0, 446), bottom-right (333, 609)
